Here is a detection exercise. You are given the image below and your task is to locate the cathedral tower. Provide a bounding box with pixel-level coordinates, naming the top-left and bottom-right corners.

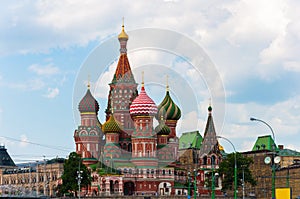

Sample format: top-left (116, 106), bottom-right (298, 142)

top-left (74, 83), bottom-right (104, 165)
top-left (129, 76), bottom-right (158, 167)
top-left (156, 79), bottom-right (181, 140)
top-left (105, 23), bottom-right (138, 152)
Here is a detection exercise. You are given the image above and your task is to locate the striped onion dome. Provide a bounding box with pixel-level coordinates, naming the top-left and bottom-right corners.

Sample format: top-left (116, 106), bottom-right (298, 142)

top-left (130, 85), bottom-right (158, 116)
top-left (156, 90), bottom-right (181, 120)
top-left (155, 117), bottom-right (171, 135)
top-left (78, 88), bottom-right (99, 113)
top-left (102, 114), bottom-right (122, 134)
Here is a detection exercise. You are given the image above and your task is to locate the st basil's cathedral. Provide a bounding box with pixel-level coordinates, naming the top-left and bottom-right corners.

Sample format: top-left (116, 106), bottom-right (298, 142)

top-left (73, 24), bottom-right (223, 196)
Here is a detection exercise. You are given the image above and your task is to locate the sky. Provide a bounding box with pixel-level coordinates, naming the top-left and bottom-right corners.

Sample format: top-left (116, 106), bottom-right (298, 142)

top-left (1, 0), bottom-right (300, 163)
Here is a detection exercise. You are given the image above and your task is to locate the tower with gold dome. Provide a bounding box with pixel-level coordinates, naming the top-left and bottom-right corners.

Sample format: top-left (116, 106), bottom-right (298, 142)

top-left (105, 23), bottom-right (138, 153)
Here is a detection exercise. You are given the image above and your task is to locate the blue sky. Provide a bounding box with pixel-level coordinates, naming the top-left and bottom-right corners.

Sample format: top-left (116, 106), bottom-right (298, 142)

top-left (1, 0), bottom-right (300, 163)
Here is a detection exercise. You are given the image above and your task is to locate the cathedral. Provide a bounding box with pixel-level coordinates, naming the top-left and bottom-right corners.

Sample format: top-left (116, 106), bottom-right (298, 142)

top-left (73, 24), bottom-right (223, 196)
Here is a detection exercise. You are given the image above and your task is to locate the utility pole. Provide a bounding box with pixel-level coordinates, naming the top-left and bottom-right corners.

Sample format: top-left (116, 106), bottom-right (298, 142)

top-left (193, 169), bottom-right (197, 199)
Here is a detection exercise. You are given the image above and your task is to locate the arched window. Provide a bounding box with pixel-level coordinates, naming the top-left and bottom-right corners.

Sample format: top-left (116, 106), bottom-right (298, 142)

top-left (203, 156), bottom-right (207, 165)
top-left (211, 155), bottom-right (216, 165)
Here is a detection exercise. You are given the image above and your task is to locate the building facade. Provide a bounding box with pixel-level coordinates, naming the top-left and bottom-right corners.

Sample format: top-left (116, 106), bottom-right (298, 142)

top-left (0, 158), bottom-right (64, 197)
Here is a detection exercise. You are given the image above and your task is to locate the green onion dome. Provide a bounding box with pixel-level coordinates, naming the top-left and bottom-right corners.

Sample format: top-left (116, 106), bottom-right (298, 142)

top-left (156, 90), bottom-right (181, 120)
top-left (78, 88), bottom-right (99, 113)
top-left (155, 119), bottom-right (171, 135)
top-left (102, 114), bottom-right (122, 134)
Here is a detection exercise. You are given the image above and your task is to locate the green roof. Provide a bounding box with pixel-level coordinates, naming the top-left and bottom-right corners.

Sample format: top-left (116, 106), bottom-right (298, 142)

top-left (113, 161), bottom-right (135, 168)
top-left (179, 131), bottom-right (202, 150)
top-left (252, 135), bottom-right (278, 151)
top-left (278, 148), bottom-right (300, 157)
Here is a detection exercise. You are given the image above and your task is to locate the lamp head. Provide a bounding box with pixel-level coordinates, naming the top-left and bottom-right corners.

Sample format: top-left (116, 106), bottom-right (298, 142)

top-left (250, 117), bottom-right (257, 121)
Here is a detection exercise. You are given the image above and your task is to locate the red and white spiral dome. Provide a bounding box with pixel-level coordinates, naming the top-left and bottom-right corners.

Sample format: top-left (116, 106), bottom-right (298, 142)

top-left (130, 85), bottom-right (158, 116)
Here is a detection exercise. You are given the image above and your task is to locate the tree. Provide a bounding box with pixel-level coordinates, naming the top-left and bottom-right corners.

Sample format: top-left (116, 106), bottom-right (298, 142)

top-left (218, 153), bottom-right (256, 191)
top-left (58, 152), bottom-right (91, 196)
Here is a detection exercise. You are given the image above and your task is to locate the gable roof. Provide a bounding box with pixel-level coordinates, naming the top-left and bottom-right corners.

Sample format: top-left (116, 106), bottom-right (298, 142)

top-left (179, 131), bottom-right (202, 150)
top-left (252, 135), bottom-right (278, 151)
top-left (0, 146), bottom-right (16, 168)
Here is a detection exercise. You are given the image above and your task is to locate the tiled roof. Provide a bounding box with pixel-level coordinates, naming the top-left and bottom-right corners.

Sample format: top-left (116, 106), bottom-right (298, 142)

top-left (78, 88), bottom-right (99, 113)
top-left (112, 54), bottom-right (136, 84)
top-left (179, 131), bottom-right (202, 150)
top-left (0, 146), bottom-right (16, 168)
top-left (251, 135), bottom-right (278, 151)
top-left (278, 148), bottom-right (300, 157)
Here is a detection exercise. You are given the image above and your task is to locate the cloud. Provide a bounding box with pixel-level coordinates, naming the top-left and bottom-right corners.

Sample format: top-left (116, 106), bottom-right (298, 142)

top-left (44, 87), bottom-right (59, 98)
top-left (20, 134), bottom-right (29, 147)
top-left (28, 63), bottom-right (60, 76)
top-left (9, 78), bottom-right (45, 91)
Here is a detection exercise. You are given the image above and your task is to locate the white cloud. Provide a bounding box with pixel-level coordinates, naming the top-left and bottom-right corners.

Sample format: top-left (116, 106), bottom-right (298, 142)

top-left (220, 95), bottom-right (300, 152)
top-left (44, 87), bottom-right (59, 98)
top-left (9, 78), bottom-right (45, 91)
top-left (20, 134), bottom-right (29, 147)
top-left (28, 64), bottom-right (60, 76)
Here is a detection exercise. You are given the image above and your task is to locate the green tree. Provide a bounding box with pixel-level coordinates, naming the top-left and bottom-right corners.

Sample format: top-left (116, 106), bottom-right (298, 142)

top-left (58, 152), bottom-right (91, 196)
top-left (218, 153), bottom-right (256, 191)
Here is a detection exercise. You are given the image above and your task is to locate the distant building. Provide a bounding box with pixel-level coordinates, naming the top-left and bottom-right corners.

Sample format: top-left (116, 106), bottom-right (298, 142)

top-left (0, 157), bottom-right (64, 197)
top-left (242, 136), bottom-right (300, 199)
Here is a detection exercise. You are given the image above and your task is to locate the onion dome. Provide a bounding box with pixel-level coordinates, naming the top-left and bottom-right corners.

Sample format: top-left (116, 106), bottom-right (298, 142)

top-left (155, 117), bottom-right (171, 135)
top-left (156, 89), bottom-right (181, 121)
top-left (130, 83), bottom-right (158, 116)
top-left (102, 114), bottom-right (122, 134)
top-left (78, 86), bottom-right (99, 113)
top-left (118, 24), bottom-right (128, 40)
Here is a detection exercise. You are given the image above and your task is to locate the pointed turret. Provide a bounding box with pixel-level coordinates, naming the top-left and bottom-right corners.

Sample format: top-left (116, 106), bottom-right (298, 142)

top-left (199, 105), bottom-right (222, 168)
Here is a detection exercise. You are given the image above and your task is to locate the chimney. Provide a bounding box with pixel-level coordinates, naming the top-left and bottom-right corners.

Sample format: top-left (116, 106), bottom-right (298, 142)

top-left (278, 145), bottom-right (284, 150)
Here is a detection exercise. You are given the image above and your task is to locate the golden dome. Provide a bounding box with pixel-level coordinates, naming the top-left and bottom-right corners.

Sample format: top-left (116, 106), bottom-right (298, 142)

top-left (118, 25), bottom-right (128, 40)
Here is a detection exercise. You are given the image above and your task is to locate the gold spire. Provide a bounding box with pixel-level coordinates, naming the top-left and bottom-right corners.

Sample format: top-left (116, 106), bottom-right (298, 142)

top-left (141, 71), bottom-right (144, 87)
top-left (118, 17), bottom-right (129, 40)
top-left (87, 74), bottom-right (91, 89)
top-left (166, 75), bottom-right (169, 91)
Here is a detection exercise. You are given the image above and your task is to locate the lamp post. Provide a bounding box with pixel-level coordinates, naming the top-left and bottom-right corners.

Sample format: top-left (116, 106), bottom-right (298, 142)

top-left (187, 171), bottom-right (191, 199)
top-left (76, 156), bottom-right (83, 199)
top-left (193, 169), bottom-right (197, 199)
top-left (217, 136), bottom-right (237, 199)
top-left (250, 117), bottom-right (276, 199)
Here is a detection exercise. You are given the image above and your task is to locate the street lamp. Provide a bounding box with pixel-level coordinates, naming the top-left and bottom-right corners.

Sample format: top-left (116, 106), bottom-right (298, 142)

top-left (211, 171), bottom-right (219, 199)
top-left (217, 136), bottom-right (237, 199)
top-left (250, 117), bottom-right (277, 199)
top-left (187, 171), bottom-right (191, 199)
top-left (193, 169), bottom-right (197, 199)
top-left (77, 170), bottom-right (83, 199)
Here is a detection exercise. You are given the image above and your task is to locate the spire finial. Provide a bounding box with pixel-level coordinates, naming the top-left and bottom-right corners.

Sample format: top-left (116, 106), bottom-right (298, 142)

top-left (122, 17), bottom-right (124, 27)
top-left (141, 71), bottom-right (144, 87)
top-left (208, 98), bottom-right (212, 112)
top-left (166, 75), bottom-right (169, 91)
top-left (87, 74), bottom-right (91, 89)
